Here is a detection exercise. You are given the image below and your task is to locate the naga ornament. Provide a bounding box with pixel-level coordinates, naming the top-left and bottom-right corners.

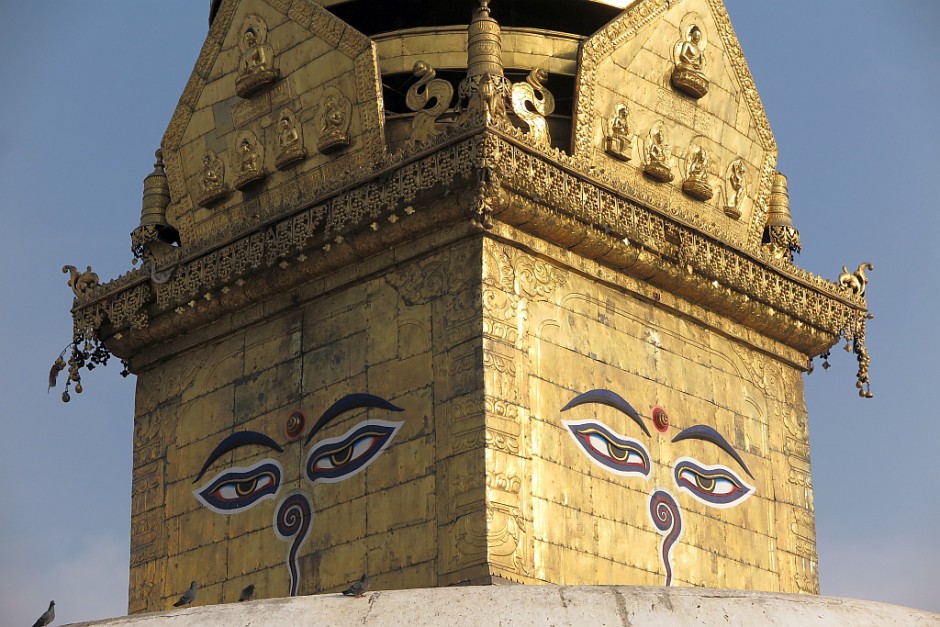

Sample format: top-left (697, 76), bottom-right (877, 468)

top-left (406, 61), bottom-right (454, 145)
top-left (511, 68), bottom-right (554, 146)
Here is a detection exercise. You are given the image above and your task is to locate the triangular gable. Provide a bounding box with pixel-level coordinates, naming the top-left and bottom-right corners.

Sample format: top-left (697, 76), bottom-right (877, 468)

top-left (573, 0), bottom-right (776, 250)
top-left (160, 0), bottom-right (385, 250)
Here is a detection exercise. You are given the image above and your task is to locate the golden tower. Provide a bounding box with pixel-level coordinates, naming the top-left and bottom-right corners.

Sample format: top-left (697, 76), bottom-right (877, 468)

top-left (61, 0), bottom-right (873, 612)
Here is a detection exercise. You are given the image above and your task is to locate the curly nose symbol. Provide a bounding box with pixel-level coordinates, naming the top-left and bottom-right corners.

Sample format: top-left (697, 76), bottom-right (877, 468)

top-left (274, 493), bottom-right (312, 596)
top-left (649, 490), bottom-right (683, 586)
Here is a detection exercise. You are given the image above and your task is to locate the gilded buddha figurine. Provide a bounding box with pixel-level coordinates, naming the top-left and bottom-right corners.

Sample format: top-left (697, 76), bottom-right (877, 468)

top-left (643, 121), bottom-right (675, 182)
top-left (197, 152), bottom-right (229, 207)
top-left (671, 25), bottom-right (709, 98)
top-left (724, 159), bottom-right (747, 219)
top-left (234, 131), bottom-right (265, 189)
top-left (605, 103), bottom-right (633, 161)
top-left (682, 142), bottom-right (713, 201)
top-left (317, 87), bottom-right (351, 154)
top-left (235, 18), bottom-right (279, 98)
top-left (275, 110), bottom-right (306, 169)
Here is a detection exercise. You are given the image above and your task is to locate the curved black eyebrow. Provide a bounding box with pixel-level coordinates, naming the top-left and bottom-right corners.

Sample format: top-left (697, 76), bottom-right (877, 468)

top-left (560, 388), bottom-right (651, 437)
top-left (671, 424), bottom-right (753, 479)
top-left (193, 431), bottom-right (284, 484)
top-left (304, 393), bottom-right (404, 445)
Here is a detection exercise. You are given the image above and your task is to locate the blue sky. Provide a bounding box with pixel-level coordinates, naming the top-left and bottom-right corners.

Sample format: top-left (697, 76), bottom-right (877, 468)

top-left (1, 1), bottom-right (937, 624)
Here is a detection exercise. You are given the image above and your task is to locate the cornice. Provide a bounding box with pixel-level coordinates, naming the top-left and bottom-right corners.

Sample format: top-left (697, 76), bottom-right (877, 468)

top-left (63, 122), bottom-right (871, 401)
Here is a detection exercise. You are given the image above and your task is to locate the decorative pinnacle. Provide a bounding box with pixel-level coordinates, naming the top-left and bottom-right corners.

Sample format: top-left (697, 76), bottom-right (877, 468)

top-left (467, 0), bottom-right (504, 78)
top-left (766, 172), bottom-right (794, 228)
top-left (140, 148), bottom-right (171, 228)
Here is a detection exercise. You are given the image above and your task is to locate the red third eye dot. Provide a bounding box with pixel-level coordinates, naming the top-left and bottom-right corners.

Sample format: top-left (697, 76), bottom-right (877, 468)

top-left (285, 411), bottom-right (306, 440)
top-left (652, 406), bottom-right (670, 433)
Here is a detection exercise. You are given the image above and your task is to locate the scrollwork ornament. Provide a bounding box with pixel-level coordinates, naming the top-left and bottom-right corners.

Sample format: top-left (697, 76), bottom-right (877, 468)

top-left (406, 61), bottom-right (454, 145)
top-left (62, 265), bottom-right (99, 297)
top-left (837, 263), bottom-right (873, 298)
top-left (510, 69), bottom-right (554, 146)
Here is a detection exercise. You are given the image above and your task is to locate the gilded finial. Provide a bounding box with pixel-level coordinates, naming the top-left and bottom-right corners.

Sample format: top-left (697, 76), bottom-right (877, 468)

top-left (132, 147), bottom-right (179, 261)
top-left (457, 0), bottom-right (510, 113)
top-left (761, 172), bottom-right (801, 262)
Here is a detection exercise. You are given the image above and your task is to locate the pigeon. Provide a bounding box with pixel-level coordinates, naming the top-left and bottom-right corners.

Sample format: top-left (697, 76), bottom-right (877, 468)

top-left (32, 600), bottom-right (55, 627)
top-left (239, 583), bottom-right (255, 602)
top-left (342, 573), bottom-right (370, 597)
top-left (173, 581), bottom-right (199, 607)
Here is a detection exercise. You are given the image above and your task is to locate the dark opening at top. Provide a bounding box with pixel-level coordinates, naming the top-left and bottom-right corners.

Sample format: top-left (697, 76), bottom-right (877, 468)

top-left (326, 0), bottom-right (622, 38)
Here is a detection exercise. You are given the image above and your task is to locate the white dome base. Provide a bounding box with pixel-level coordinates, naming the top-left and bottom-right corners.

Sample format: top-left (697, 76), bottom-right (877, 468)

top-left (68, 585), bottom-right (938, 627)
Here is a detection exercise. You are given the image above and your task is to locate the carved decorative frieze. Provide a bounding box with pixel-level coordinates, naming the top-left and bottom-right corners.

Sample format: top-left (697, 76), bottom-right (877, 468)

top-left (483, 288), bottom-right (520, 345)
top-left (64, 129), bottom-right (871, 400)
top-left (385, 240), bottom-right (478, 305)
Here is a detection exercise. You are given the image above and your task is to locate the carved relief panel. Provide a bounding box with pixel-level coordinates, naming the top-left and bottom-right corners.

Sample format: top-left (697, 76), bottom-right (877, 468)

top-left (574, 0), bottom-right (778, 250)
top-left (161, 0), bottom-right (385, 250)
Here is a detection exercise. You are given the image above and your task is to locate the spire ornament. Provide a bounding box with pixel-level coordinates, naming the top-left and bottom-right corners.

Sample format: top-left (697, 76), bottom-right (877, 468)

top-left (131, 149), bottom-right (180, 262)
top-left (762, 172), bottom-right (801, 262)
top-left (458, 0), bottom-right (511, 116)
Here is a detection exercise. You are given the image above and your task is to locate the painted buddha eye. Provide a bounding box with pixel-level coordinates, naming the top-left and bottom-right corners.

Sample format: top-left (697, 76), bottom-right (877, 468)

top-left (193, 459), bottom-right (282, 513)
top-left (673, 458), bottom-right (753, 507)
top-left (563, 420), bottom-right (651, 477)
top-left (305, 420), bottom-right (403, 484)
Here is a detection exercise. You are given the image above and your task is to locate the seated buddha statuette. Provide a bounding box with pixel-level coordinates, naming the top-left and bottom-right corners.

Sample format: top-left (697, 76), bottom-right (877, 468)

top-left (671, 25), bottom-right (709, 98)
top-left (643, 122), bottom-right (675, 182)
top-left (682, 142), bottom-right (713, 201)
top-left (235, 21), bottom-right (278, 98)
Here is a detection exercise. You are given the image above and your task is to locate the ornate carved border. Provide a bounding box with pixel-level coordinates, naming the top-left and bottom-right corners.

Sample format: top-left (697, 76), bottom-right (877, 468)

top-left (66, 124), bottom-right (869, 399)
